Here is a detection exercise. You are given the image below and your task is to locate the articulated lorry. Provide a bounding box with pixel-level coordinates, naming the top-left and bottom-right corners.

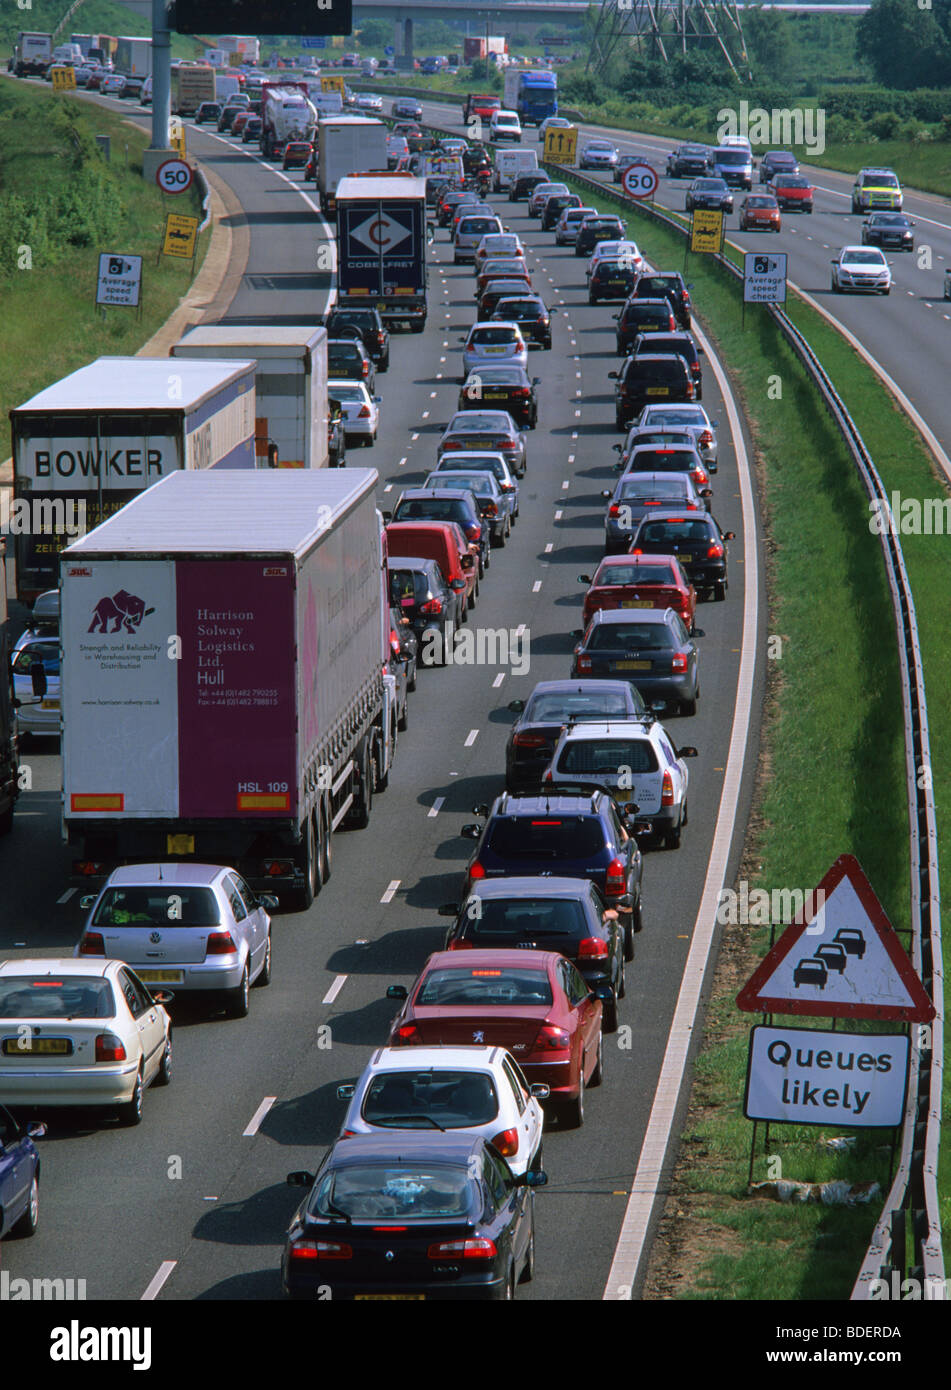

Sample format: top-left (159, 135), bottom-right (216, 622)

top-left (260, 81), bottom-right (316, 159)
top-left (10, 357), bottom-right (256, 600)
top-left (335, 175), bottom-right (428, 332)
top-left (171, 63), bottom-right (216, 115)
top-left (61, 469), bottom-right (395, 907)
top-left (115, 36), bottom-right (152, 77)
top-left (503, 68), bottom-right (557, 126)
top-left (317, 116), bottom-right (389, 217)
top-left (172, 327), bottom-right (330, 470)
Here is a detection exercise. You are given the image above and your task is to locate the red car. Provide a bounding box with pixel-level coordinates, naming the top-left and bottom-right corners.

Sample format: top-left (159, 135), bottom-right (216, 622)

top-left (739, 194), bottom-right (781, 232)
top-left (579, 554), bottom-right (697, 631)
top-left (283, 141), bottom-right (312, 171)
top-left (386, 949), bottom-right (605, 1126)
top-left (475, 259), bottom-right (532, 297)
top-left (768, 174), bottom-right (815, 213)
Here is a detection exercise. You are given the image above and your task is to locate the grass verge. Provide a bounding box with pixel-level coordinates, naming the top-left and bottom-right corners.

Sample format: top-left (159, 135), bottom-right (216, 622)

top-left (0, 79), bottom-right (210, 446)
top-left (551, 166), bottom-right (949, 1297)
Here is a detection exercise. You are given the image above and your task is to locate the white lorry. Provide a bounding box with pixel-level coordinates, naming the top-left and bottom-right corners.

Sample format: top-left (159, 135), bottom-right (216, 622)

top-left (317, 116), bottom-right (389, 217)
top-left (260, 81), bottom-right (317, 160)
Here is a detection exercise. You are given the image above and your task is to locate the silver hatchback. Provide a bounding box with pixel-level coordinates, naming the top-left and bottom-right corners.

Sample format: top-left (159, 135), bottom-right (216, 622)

top-left (454, 213), bottom-right (503, 264)
top-left (461, 322), bottom-right (528, 377)
top-left (76, 864), bottom-right (279, 1018)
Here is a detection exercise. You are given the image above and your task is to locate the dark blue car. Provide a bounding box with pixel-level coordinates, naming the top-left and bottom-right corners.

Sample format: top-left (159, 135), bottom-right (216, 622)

top-left (0, 1103), bottom-right (44, 1239)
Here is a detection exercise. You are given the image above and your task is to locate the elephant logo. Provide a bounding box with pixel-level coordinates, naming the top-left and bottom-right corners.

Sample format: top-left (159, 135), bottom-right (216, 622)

top-left (88, 590), bottom-right (155, 635)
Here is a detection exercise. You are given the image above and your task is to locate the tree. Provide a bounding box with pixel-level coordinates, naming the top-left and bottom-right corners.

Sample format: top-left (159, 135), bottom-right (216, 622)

top-left (356, 20), bottom-right (392, 50)
top-left (857, 0), bottom-right (951, 87)
top-left (743, 10), bottom-right (793, 78)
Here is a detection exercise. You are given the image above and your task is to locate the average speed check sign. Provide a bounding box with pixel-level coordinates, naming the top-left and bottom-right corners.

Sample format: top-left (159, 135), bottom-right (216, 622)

top-left (156, 159), bottom-right (193, 195)
top-left (621, 162), bottom-right (658, 200)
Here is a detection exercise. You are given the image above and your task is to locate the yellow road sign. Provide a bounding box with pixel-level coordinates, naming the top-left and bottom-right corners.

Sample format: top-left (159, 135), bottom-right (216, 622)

top-left (321, 74), bottom-right (345, 94)
top-left (51, 66), bottom-right (77, 92)
top-left (690, 209), bottom-right (724, 253)
top-left (163, 213), bottom-right (199, 258)
top-left (544, 125), bottom-right (578, 165)
top-left (169, 117), bottom-right (186, 158)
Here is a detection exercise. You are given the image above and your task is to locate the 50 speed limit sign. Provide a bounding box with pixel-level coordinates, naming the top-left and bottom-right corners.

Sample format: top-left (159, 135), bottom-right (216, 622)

top-left (156, 159), bottom-right (194, 194)
top-left (621, 162), bottom-right (658, 199)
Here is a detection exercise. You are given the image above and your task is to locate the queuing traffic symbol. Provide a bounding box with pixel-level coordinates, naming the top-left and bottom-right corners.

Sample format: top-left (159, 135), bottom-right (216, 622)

top-left (321, 75), bottom-right (346, 94)
top-left (621, 162), bottom-right (658, 200)
top-left (162, 214), bottom-right (199, 259)
top-left (744, 1025), bottom-right (910, 1128)
top-left (544, 126), bottom-right (578, 165)
top-left (690, 209), bottom-right (724, 253)
top-left (51, 66), bottom-right (76, 92)
top-left (156, 159), bottom-right (193, 194)
top-left (744, 251), bottom-right (787, 303)
top-left (736, 854), bottom-right (935, 1021)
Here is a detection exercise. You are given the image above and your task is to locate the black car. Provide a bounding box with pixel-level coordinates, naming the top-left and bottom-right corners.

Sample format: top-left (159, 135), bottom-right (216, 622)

top-left (629, 271), bottom-right (692, 329)
top-left (282, 1131), bottom-right (544, 1300)
top-left (610, 354), bottom-right (695, 429)
top-left (862, 212), bottom-right (915, 250)
top-left (505, 679), bottom-right (646, 792)
top-left (325, 308), bottom-right (390, 370)
top-left (542, 193), bottom-right (581, 231)
top-left (630, 509), bottom-right (735, 601)
top-left (242, 116), bottom-right (262, 144)
top-left (441, 878), bottom-right (627, 1028)
top-left (477, 279), bottom-right (535, 321)
top-left (490, 295), bottom-right (553, 349)
top-left (388, 556), bottom-right (465, 659)
top-left (614, 297), bottom-right (677, 354)
top-left (588, 259), bottom-right (638, 305)
top-left (630, 331), bottom-right (704, 399)
top-left (511, 171), bottom-right (550, 202)
top-left (438, 190), bottom-right (473, 227)
top-left (575, 216), bottom-right (626, 258)
top-left (388, 606), bottom-right (417, 728)
top-left (685, 178), bottom-right (733, 213)
top-left (195, 101), bottom-right (221, 124)
top-left (217, 103), bottom-right (245, 132)
top-left (571, 607), bottom-right (700, 715)
top-left (458, 366), bottom-right (540, 429)
top-left (391, 489), bottom-right (490, 577)
top-left (327, 396), bottom-right (347, 468)
top-left (667, 144), bottom-right (711, 178)
top-left (759, 150), bottom-right (800, 184)
top-left (460, 792), bottom-right (644, 945)
top-left (327, 337), bottom-right (376, 392)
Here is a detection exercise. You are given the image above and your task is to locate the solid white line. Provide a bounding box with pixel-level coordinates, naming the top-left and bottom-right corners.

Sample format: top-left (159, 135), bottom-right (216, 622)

top-left (492, 672), bottom-right (505, 688)
top-left (322, 976), bottom-right (348, 1006)
top-left (464, 729), bottom-right (479, 747)
top-left (243, 1096), bottom-right (277, 1136)
top-left (603, 308), bottom-right (760, 1302)
top-left (57, 888), bottom-right (76, 904)
top-left (380, 879), bottom-right (401, 904)
top-left (428, 796), bottom-right (445, 818)
top-left (141, 1261), bottom-right (176, 1302)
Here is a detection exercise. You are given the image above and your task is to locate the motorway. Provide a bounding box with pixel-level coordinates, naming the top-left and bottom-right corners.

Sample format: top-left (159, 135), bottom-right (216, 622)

top-left (0, 92), bottom-right (767, 1301)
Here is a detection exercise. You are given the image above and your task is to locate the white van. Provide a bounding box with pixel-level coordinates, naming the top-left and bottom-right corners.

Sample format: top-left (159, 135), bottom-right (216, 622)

top-left (490, 109), bottom-right (522, 144)
top-left (310, 89), bottom-right (344, 116)
top-left (215, 72), bottom-right (241, 101)
top-left (494, 147), bottom-right (538, 192)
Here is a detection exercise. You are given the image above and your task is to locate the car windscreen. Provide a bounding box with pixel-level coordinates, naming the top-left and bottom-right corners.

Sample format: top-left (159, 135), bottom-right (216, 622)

top-left (362, 1070), bottom-right (499, 1128)
top-left (92, 887), bottom-right (221, 928)
top-left (843, 251), bottom-right (886, 264)
top-left (486, 817), bottom-right (605, 859)
top-left (0, 977), bottom-right (117, 1019)
top-left (596, 562), bottom-right (678, 586)
top-left (776, 177), bottom-right (810, 188)
top-left (464, 898), bottom-right (587, 939)
top-left (714, 150), bottom-right (750, 165)
top-left (587, 623), bottom-right (674, 651)
top-left (558, 739), bottom-right (659, 775)
top-left (417, 966), bottom-right (553, 1006)
top-left (311, 1164), bottom-right (472, 1221)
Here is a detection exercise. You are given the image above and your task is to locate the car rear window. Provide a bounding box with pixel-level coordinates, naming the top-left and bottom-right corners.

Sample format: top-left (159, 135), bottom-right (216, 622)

top-left (0, 977), bottom-right (117, 1019)
top-left (92, 887), bottom-right (221, 928)
top-left (638, 519), bottom-right (714, 544)
top-left (588, 623), bottom-right (674, 651)
top-left (459, 218), bottom-right (499, 234)
top-left (620, 479), bottom-right (689, 499)
top-left (362, 1069), bottom-right (499, 1127)
top-left (312, 1164), bottom-right (472, 1220)
top-left (558, 739), bottom-right (659, 775)
top-left (396, 499), bottom-right (464, 523)
top-left (464, 898), bottom-right (587, 939)
top-left (627, 360), bottom-right (689, 382)
top-left (597, 562), bottom-right (678, 586)
top-left (471, 328), bottom-right (518, 345)
top-left (389, 568), bottom-right (429, 605)
top-left (628, 449), bottom-right (698, 468)
top-left (486, 816), bottom-right (605, 859)
top-left (418, 966), bottom-right (553, 1006)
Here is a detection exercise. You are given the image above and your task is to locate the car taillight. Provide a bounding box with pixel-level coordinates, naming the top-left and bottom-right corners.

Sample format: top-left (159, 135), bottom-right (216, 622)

top-left (375, 332), bottom-right (385, 345)
top-left (79, 932), bottom-right (105, 955)
top-left (501, 440), bottom-right (517, 451)
top-left (447, 939), bottom-right (474, 950)
top-left (465, 522), bottom-right (482, 542)
top-left (535, 1024), bottom-right (570, 1052)
top-left (604, 856), bottom-right (627, 897)
top-left (662, 770), bottom-right (675, 806)
top-left (469, 860), bottom-right (486, 881)
top-left (419, 598), bottom-right (442, 615)
top-left (691, 363), bottom-right (701, 375)
top-left (500, 483), bottom-right (514, 492)
top-left (362, 364), bottom-right (369, 378)
top-left (671, 653), bottom-right (688, 673)
top-left (513, 732), bottom-right (549, 749)
top-left (669, 316), bottom-right (676, 330)
top-left (576, 654), bottom-right (592, 673)
top-left (514, 387), bottom-right (530, 397)
top-left (578, 936), bottom-right (609, 961)
top-left (389, 631), bottom-right (401, 657)
top-left (429, 1238), bottom-right (497, 1261)
top-left (693, 468), bottom-right (709, 486)
top-left (263, 859), bottom-right (294, 877)
top-left (442, 440), bottom-right (461, 450)
top-left (96, 1032), bottom-right (127, 1063)
top-left (483, 502), bottom-right (498, 517)
top-left (290, 1240), bottom-right (352, 1261)
top-left (686, 382), bottom-right (696, 398)
top-left (395, 1023), bottom-right (420, 1042)
top-left (490, 1128), bottom-right (519, 1158)
top-left (706, 542), bottom-right (724, 559)
top-left (358, 404), bottom-right (371, 418)
top-left (608, 503), bottom-right (621, 518)
top-left (206, 931), bottom-right (237, 955)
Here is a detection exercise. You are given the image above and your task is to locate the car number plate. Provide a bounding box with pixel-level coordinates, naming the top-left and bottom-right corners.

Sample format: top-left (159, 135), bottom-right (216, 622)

top-left (483, 390), bottom-right (506, 399)
top-left (41, 699), bottom-right (60, 709)
top-left (167, 834), bottom-right (195, 855)
top-left (136, 970), bottom-right (184, 984)
top-left (677, 553), bottom-right (695, 562)
top-left (621, 600), bottom-right (653, 608)
top-left (355, 1294), bottom-right (426, 1300)
top-left (646, 387), bottom-right (670, 396)
top-left (3, 1037), bottom-right (70, 1055)
top-left (616, 660), bottom-right (650, 670)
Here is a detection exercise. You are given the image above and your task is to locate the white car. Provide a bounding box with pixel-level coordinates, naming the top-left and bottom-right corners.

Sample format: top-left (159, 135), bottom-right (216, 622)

top-left (554, 205), bottom-right (597, 246)
top-left (543, 717), bottom-right (697, 848)
top-left (587, 239), bottom-right (643, 280)
top-left (0, 959), bottom-right (173, 1125)
top-left (474, 233), bottom-right (524, 271)
top-left (327, 378), bottom-right (381, 444)
top-left (461, 322), bottom-right (528, 377)
top-left (355, 92), bottom-right (382, 111)
top-left (830, 245), bottom-right (892, 295)
top-left (537, 115), bottom-right (571, 143)
top-left (100, 73), bottom-right (126, 95)
top-left (337, 1046), bottom-right (547, 1176)
top-left (529, 181), bottom-right (568, 216)
top-left (11, 637), bottom-right (59, 739)
top-left (140, 74), bottom-right (152, 105)
top-left (490, 109), bottom-right (522, 143)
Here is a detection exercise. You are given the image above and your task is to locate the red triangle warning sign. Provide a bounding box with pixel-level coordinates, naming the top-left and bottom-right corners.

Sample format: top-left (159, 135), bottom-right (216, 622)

top-left (736, 854), bottom-right (935, 1022)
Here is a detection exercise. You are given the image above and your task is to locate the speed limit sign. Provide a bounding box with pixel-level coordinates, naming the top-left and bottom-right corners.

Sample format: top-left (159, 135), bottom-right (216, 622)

top-left (156, 159), bottom-right (194, 194)
top-left (621, 162), bottom-right (659, 200)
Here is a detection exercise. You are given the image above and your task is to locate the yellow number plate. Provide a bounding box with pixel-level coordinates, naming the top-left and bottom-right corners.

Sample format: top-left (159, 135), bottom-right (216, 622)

top-left (136, 970), bottom-right (184, 984)
top-left (617, 660), bottom-right (650, 670)
top-left (3, 1037), bottom-right (70, 1055)
top-left (167, 834), bottom-right (195, 854)
top-left (354, 1294), bottom-right (426, 1300)
top-left (646, 387), bottom-right (670, 396)
top-left (621, 601), bottom-right (653, 608)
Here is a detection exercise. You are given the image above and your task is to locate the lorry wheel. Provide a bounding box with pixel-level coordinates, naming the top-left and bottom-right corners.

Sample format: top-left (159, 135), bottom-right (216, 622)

top-left (376, 733), bottom-right (390, 793)
top-left (348, 739), bottom-right (374, 829)
top-left (319, 806), bottom-right (332, 884)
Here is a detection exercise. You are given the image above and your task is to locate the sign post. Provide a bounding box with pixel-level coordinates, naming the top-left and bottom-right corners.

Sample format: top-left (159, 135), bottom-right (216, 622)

top-left (543, 126), bottom-right (578, 166)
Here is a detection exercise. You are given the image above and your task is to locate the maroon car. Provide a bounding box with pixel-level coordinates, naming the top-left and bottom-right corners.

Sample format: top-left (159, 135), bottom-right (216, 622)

top-left (386, 949), bottom-right (605, 1126)
top-left (283, 141), bottom-right (312, 171)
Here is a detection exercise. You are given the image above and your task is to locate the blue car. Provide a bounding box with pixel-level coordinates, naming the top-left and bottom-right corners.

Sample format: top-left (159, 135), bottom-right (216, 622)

top-left (0, 1103), bottom-right (45, 1238)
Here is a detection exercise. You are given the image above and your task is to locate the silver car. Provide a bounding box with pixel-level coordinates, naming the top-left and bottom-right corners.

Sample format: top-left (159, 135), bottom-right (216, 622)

top-left (425, 464), bottom-right (516, 540)
top-left (437, 410), bottom-right (527, 477)
top-left (453, 213), bottom-right (504, 264)
top-left (11, 638), bottom-right (60, 739)
top-left (529, 182), bottom-right (568, 216)
top-left (579, 140), bottom-right (619, 170)
top-left (76, 864), bottom-right (279, 1018)
top-left (634, 404), bottom-right (720, 472)
top-left (554, 205), bottom-right (597, 246)
top-left (461, 322), bottom-right (528, 377)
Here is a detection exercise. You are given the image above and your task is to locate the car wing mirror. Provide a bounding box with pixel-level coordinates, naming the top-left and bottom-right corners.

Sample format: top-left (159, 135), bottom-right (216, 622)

top-left (507, 699), bottom-right (525, 713)
top-left (460, 823), bottom-right (483, 841)
top-left (472, 803), bottom-right (489, 816)
top-left (723, 530), bottom-right (735, 540)
top-left (336, 1083), bottom-right (356, 1100)
top-left (677, 746), bottom-right (698, 758)
top-left (79, 894), bottom-right (97, 910)
top-left (286, 1170), bottom-right (315, 1188)
top-left (578, 573), bottom-right (592, 584)
top-left (386, 984), bottom-right (408, 1000)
